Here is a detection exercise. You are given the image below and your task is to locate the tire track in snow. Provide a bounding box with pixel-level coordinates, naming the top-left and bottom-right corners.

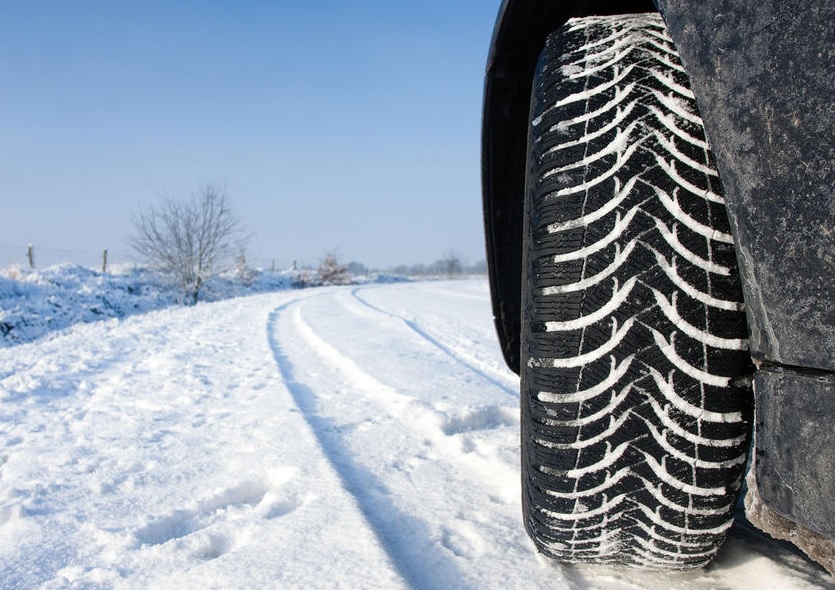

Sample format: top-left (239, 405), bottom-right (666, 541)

top-left (267, 292), bottom-right (559, 590)
top-left (349, 286), bottom-right (519, 399)
top-left (267, 298), bottom-right (465, 590)
top-left (291, 290), bottom-right (520, 499)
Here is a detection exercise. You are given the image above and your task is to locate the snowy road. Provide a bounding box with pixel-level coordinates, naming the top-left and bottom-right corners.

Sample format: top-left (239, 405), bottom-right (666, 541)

top-left (0, 280), bottom-right (832, 589)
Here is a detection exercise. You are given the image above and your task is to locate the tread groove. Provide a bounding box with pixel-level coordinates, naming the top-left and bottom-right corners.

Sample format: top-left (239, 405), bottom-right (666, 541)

top-left (520, 13), bottom-right (753, 569)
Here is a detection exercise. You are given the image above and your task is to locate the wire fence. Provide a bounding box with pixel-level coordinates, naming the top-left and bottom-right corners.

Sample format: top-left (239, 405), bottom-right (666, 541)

top-left (0, 244), bottom-right (293, 276)
top-left (0, 244), bottom-right (137, 272)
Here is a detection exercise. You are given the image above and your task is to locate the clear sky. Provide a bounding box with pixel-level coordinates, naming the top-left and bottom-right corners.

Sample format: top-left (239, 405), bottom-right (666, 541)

top-left (0, 1), bottom-right (502, 270)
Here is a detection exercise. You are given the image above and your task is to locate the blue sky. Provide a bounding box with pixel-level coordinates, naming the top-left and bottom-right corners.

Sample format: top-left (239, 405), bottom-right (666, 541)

top-left (0, 1), bottom-right (501, 270)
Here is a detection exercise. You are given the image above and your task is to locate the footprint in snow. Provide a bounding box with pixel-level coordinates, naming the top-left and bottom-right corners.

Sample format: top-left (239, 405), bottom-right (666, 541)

top-left (440, 520), bottom-right (486, 560)
top-left (194, 533), bottom-right (234, 561)
top-left (134, 469), bottom-right (301, 551)
top-left (441, 405), bottom-right (516, 436)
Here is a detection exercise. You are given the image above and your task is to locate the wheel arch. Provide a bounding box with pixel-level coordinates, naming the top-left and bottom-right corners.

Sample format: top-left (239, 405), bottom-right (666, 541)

top-left (481, 0), bottom-right (657, 374)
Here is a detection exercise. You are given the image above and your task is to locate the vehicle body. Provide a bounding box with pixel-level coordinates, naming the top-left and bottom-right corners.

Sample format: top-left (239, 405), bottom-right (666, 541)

top-left (482, 0), bottom-right (834, 572)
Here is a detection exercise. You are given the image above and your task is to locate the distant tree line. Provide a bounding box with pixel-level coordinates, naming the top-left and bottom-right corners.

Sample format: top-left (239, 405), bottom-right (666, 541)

top-left (386, 252), bottom-right (487, 278)
top-left (286, 252), bottom-right (487, 279)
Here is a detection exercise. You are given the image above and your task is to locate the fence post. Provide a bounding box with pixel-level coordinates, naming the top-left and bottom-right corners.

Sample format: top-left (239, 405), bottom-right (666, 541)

top-left (27, 245), bottom-right (34, 269)
top-left (102, 249), bottom-right (108, 273)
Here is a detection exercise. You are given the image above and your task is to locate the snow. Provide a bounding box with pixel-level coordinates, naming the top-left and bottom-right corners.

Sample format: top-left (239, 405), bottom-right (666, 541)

top-left (0, 264), bottom-right (297, 348)
top-left (1, 270), bottom-right (833, 589)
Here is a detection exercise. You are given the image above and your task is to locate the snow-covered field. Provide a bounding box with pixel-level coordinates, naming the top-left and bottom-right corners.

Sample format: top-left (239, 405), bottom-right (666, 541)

top-left (1, 278), bottom-right (833, 589)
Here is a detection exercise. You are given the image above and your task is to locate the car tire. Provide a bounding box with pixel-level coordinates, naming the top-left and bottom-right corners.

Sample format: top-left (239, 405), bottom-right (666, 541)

top-left (520, 13), bottom-right (754, 569)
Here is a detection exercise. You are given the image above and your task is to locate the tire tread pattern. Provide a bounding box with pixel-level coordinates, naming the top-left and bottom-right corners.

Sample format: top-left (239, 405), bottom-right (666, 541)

top-left (521, 14), bottom-right (753, 569)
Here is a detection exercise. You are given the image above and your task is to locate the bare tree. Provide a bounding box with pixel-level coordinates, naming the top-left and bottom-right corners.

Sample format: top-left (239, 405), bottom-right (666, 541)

top-left (317, 250), bottom-right (352, 286)
top-left (132, 184), bottom-right (245, 304)
top-left (441, 250), bottom-right (464, 277)
top-left (234, 246), bottom-right (257, 287)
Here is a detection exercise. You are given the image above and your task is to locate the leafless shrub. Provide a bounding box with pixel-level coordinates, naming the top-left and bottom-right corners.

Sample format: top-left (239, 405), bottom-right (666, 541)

top-left (234, 247), bottom-right (258, 286)
top-left (131, 184), bottom-right (245, 303)
top-left (317, 251), bottom-right (352, 286)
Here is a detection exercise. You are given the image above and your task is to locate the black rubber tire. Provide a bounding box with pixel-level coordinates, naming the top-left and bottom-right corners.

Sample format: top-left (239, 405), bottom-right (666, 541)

top-left (520, 14), bottom-right (754, 569)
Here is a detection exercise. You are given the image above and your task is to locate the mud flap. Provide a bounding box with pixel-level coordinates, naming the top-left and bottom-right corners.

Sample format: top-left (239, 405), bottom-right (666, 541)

top-left (746, 368), bottom-right (835, 575)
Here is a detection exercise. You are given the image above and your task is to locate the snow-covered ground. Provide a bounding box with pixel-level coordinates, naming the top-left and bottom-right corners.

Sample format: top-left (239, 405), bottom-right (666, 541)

top-left (0, 264), bottom-right (299, 348)
top-left (1, 277), bottom-right (833, 589)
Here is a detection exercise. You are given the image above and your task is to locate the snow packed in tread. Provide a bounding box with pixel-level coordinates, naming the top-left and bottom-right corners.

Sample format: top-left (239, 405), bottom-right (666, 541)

top-left (521, 13), bottom-right (754, 569)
